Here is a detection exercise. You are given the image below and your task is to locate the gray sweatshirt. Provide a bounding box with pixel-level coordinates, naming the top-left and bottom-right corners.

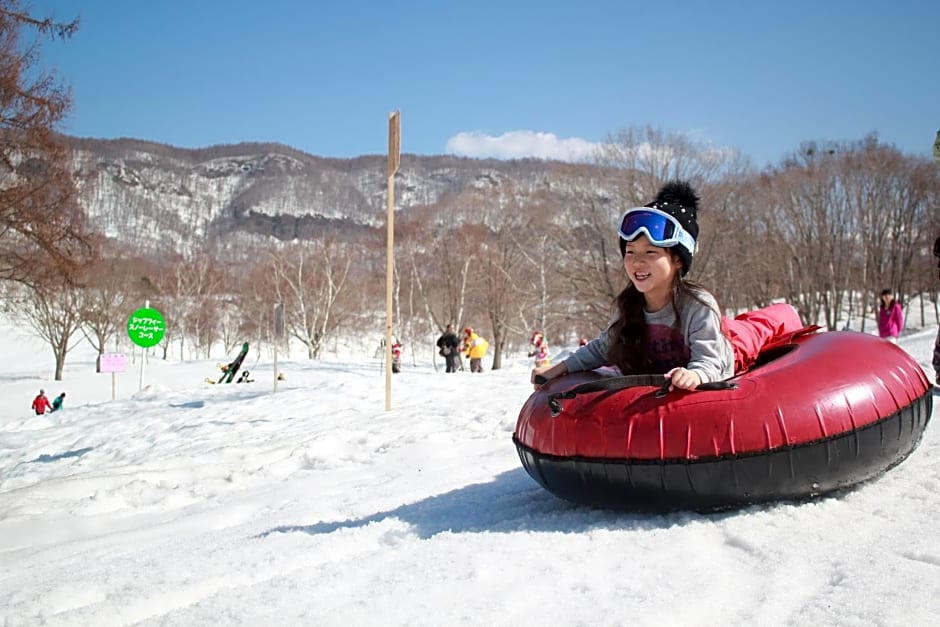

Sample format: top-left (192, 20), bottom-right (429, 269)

top-left (563, 290), bottom-right (734, 383)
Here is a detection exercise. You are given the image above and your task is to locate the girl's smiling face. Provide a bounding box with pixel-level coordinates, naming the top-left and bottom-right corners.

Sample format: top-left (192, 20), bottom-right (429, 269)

top-left (623, 234), bottom-right (683, 310)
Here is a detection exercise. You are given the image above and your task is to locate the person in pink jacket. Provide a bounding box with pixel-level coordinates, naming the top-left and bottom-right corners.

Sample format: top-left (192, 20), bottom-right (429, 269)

top-left (877, 289), bottom-right (904, 343)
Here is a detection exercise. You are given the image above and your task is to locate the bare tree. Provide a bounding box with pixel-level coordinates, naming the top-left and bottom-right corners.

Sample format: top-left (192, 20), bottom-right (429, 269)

top-left (269, 238), bottom-right (354, 359)
top-left (9, 280), bottom-right (82, 379)
top-left (501, 188), bottom-right (570, 346)
top-left (394, 216), bottom-right (439, 364)
top-left (471, 182), bottom-right (532, 369)
top-left (751, 137), bottom-right (938, 330)
top-left (152, 253), bottom-right (223, 360)
top-left (234, 243), bottom-right (283, 360)
top-left (401, 197), bottom-right (477, 335)
top-left (0, 4), bottom-right (93, 287)
top-left (690, 175), bottom-right (774, 314)
top-left (79, 256), bottom-right (131, 371)
top-left (847, 139), bottom-right (936, 312)
top-left (553, 193), bottom-right (624, 332)
top-left (760, 150), bottom-right (844, 327)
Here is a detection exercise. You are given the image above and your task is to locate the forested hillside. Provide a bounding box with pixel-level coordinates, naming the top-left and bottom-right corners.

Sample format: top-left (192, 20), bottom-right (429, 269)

top-left (20, 131), bottom-right (933, 379)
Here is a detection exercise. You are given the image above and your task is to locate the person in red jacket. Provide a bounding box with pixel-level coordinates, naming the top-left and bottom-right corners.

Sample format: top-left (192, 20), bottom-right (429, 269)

top-left (31, 389), bottom-right (51, 415)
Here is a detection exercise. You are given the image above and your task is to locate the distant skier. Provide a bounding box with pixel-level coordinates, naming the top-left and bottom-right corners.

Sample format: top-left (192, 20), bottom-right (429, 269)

top-left (462, 327), bottom-right (489, 373)
top-left (50, 392), bottom-right (65, 412)
top-left (31, 389), bottom-right (51, 415)
top-left (876, 289), bottom-right (903, 344)
top-left (530, 340), bottom-right (551, 368)
top-left (527, 330), bottom-right (553, 367)
top-left (391, 340), bottom-right (403, 374)
top-left (210, 343), bottom-right (250, 384)
top-left (236, 370), bottom-right (254, 383)
top-left (436, 324), bottom-right (461, 373)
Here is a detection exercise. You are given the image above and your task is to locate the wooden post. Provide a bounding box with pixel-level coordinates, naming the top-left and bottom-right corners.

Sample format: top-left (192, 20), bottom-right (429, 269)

top-left (386, 110), bottom-right (400, 411)
top-left (139, 299), bottom-right (149, 391)
top-left (273, 303), bottom-right (284, 393)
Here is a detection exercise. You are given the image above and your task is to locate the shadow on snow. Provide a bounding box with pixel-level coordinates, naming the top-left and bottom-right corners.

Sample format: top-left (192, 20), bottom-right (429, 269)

top-left (28, 446), bottom-right (94, 464)
top-left (257, 468), bottom-right (733, 540)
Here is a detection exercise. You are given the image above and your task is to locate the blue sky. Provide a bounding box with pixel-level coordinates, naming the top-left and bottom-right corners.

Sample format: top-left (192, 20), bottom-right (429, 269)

top-left (33, 0), bottom-right (940, 168)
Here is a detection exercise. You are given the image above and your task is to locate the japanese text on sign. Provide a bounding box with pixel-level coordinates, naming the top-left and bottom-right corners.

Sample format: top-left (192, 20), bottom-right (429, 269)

top-left (128, 316), bottom-right (163, 337)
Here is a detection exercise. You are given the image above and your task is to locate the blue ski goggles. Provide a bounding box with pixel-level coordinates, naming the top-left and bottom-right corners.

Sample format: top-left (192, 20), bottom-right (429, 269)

top-left (617, 207), bottom-right (696, 255)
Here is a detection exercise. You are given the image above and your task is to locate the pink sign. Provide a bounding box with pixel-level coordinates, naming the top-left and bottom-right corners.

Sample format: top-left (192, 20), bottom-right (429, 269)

top-left (100, 353), bottom-right (127, 373)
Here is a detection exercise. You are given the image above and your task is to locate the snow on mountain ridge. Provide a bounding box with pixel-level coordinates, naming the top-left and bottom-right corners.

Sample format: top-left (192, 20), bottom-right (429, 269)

top-left (65, 136), bottom-right (617, 256)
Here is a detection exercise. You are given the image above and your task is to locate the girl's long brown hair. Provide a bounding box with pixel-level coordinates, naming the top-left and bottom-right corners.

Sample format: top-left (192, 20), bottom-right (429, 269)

top-left (606, 255), bottom-right (717, 375)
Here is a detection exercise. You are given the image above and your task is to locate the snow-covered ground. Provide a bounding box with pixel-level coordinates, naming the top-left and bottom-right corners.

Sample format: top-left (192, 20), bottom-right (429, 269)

top-left (1, 317), bottom-right (938, 626)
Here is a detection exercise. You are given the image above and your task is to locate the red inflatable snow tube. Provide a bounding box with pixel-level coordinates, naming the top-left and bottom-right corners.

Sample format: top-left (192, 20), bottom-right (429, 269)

top-left (513, 330), bottom-right (933, 511)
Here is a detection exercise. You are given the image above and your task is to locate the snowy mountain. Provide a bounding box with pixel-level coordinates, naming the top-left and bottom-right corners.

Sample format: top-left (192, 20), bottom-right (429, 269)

top-left (66, 137), bottom-right (612, 256)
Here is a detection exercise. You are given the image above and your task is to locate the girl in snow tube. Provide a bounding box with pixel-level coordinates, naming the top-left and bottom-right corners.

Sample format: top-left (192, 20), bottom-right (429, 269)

top-left (515, 181), bottom-right (932, 511)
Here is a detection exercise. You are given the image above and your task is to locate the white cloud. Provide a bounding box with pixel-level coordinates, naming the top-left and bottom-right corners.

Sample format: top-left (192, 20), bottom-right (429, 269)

top-left (445, 130), bottom-right (602, 162)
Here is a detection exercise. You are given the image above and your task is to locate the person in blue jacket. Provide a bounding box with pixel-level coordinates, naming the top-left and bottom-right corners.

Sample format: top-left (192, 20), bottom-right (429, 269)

top-left (50, 392), bottom-right (65, 412)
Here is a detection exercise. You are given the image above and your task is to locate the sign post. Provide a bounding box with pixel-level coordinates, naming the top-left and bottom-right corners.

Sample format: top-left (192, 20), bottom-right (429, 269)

top-left (385, 110), bottom-right (400, 411)
top-left (127, 305), bottom-right (166, 391)
top-left (100, 353), bottom-right (127, 400)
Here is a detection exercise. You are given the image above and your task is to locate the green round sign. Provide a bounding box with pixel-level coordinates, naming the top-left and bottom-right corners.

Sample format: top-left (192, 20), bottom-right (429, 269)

top-left (127, 307), bottom-right (166, 348)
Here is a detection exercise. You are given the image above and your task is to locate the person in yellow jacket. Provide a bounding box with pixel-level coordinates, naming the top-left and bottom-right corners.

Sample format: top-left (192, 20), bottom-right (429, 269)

top-left (462, 327), bottom-right (489, 373)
